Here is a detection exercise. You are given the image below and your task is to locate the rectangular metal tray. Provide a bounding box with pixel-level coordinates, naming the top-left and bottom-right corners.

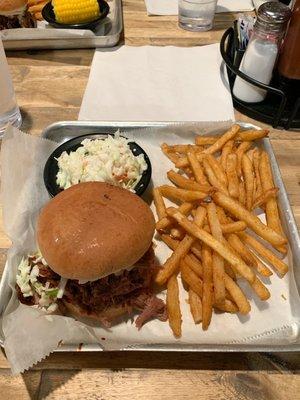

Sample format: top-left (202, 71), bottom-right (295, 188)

top-left (1, 0), bottom-right (122, 50)
top-left (1, 120), bottom-right (300, 353)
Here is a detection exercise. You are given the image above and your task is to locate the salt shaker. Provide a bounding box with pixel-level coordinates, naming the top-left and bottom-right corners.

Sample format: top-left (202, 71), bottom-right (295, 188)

top-left (233, 2), bottom-right (291, 103)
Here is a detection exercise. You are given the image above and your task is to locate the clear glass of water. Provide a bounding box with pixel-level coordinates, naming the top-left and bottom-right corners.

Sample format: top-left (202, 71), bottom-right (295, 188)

top-left (178, 0), bottom-right (217, 32)
top-left (0, 39), bottom-right (22, 136)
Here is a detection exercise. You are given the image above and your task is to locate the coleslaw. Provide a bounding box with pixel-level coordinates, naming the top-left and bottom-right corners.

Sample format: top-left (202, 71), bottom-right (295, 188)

top-left (56, 134), bottom-right (148, 191)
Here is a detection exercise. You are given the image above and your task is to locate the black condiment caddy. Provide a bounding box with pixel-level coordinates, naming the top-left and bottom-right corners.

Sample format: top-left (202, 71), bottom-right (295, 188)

top-left (220, 23), bottom-right (300, 130)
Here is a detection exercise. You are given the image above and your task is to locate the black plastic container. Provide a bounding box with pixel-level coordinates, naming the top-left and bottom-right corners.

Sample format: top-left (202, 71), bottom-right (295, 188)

top-left (220, 24), bottom-right (300, 130)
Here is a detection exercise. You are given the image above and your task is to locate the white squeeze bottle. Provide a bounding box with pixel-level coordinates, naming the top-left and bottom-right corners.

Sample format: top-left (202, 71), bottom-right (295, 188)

top-left (233, 2), bottom-right (291, 103)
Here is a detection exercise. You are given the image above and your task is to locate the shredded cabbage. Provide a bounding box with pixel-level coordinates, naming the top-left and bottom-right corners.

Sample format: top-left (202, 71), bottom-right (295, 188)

top-left (56, 133), bottom-right (147, 191)
top-left (16, 252), bottom-right (67, 313)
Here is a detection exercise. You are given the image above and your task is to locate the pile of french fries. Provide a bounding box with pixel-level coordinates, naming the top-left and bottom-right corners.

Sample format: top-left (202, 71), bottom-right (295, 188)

top-left (153, 124), bottom-right (289, 337)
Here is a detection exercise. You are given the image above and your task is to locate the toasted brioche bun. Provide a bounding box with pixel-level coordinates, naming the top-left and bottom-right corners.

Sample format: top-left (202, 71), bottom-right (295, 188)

top-left (0, 0), bottom-right (27, 13)
top-left (37, 182), bottom-right (155, 281)
top-left (61, 299), bottom-right (132, 325)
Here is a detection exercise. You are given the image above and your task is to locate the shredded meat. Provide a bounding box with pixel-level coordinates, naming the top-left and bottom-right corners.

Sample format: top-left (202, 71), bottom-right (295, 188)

top-left (17, 246), bottom-right (167, 328)
top-left (0, 12), bottom-right (36, 30)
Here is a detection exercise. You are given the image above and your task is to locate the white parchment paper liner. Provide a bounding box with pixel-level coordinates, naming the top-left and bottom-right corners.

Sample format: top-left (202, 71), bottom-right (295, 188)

top-left (1, 122), bottom-right (300, 374)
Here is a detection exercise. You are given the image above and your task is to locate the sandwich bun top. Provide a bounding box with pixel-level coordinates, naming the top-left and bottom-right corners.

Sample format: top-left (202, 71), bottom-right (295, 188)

top-left (37, 182), bottom-right (155, 281)
top-left (0, 0), bottom-right (27, 14)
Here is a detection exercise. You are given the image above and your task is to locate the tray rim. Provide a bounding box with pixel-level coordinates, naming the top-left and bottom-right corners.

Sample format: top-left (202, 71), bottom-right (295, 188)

top-left (1, 0), bottom-right (122, 50)
top-left (1, 120), bottom-right (299, 353)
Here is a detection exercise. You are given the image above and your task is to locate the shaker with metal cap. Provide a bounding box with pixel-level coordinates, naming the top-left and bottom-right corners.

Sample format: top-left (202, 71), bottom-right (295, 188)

top-left (233, 1), bottom-right (292, 103)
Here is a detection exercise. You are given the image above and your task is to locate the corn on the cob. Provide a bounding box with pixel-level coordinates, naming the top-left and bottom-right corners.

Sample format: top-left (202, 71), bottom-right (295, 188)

top-left (53, 0), bottom-right (100, 24)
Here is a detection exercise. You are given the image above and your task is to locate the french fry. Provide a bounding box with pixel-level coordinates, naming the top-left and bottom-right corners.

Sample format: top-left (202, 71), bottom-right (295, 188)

top-left (202, 159), bottom-right (229, 195)
top-left (220, 140), bottom-right (234, 171)
top-left (159, 185), bottom-right (208, 203)
top-left (239, 181), bottom-right (246, 207)
top-left (180, 260), bottom-right (203, 297)
top-left (170, 227), bottom-right (186, 240)
top-left (161, 143), bottom-right (180, 164)
top-left (237, 232), bottom-right (288, 276)
top-left (189, 289), bottom-right (203, 324)
top-left (156, 235), bottom-right (195, 285)
top-left (167, 144), bottom-right (202, 154)
top-left (184, 253), bottom-right (203, 278)
top-left (237, 129), bottom-right (269, 142)
top-left (190, 241), bottom-right (203, 260)
top-left (249, 276), bottom-right (270, 301)
top-left (224, 274), bottom-right (251, 314)
top-left (201, 244), bottom-right (213, 330)
top-left (227, 233), bottom-right (258, 269)
top-left (187, 151), bottom-right (208, 186)
top-left (242, 154), bottom-right (254, 210)
top-left (156, 202), bottom-right (194, 231)
top-left (224, 262), bottom-right (236, 280)
top-left (166, 207), bottom-right (255, 283)
top-left (260, 151), bottom-right (287, 254)
top-left (236, 141), bottom-right (252, 177)
top-left (202, 125), bottom-right (240, 154)
top-left (167, 275), bottom-right (182, 338)
top-left (167, 170), bottom-right (212, 192)
top-left (247, 250), bottom-right (273, 277)
top-left (215, 299), bottom-right (238, 313)
top-left (205, 154), bottom-right (227, 187)
top-left (195, 136), bottom-right (218, 146)
top-left (226, 153), bottom-right (239, 199)
top-left (161, 234), bottom-right (179, 251)
top-left (153, 188), bottom-right (167, 220)
top-left (252, 188), bottom-right (279, 210)
top-left (253, 148), bottom-right (263, 200)
top-left (212, 192), bottom-right (287, 247)
top-left (207, 202), bottom-right (225, 305)
top-left (221, 221), bottom-right (247, 234)
top-left (216, 206), bottom-right (228, 224)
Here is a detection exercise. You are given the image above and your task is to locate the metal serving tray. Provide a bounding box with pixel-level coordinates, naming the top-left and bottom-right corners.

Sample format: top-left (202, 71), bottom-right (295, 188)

top-left (1, 0), bottom-right (122, 50)
top-left (1, 120), bottom-right (300, 353)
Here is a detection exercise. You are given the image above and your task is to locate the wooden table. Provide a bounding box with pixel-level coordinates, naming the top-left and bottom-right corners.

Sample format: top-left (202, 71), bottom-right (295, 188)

top-left (1, 1), bottom-right (300, 398)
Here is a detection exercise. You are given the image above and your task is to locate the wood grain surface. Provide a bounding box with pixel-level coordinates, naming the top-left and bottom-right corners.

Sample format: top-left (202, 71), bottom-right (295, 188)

top-left (1, 0), bottom-right (300, 398)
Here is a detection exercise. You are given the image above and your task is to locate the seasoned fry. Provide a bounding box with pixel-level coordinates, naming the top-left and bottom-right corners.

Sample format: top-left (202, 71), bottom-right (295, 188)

top-left (212, 192), bottom-right (287, 247)
top-left (189, 289), bottom-right (203, 324)
top-left (202, 125), bottom-right (240, 154)
top-left (187, 151), bottom-right (208, 186)
top-left (202, 159), bottom-right (229, 195)
top-left (221, 221), bottom-right (247, 234)
top-left (220, 140), bottom-right (234, 171)
top-left (205, 154), bottom-right (227, 187)
top-left (153, 188), bottom-right (167, 220)
top-left (156, 202), bottom-right (194, 231)
top-left (207, 202), bottom-right (225, 305)
top-left (226, 153), bottom-right (239, 199)
top-left (161, 143), bottom-right (180, 164)
top-left (237, 129), bottom-right (269, 142)
top-left (166, 207), bottom-right (255, 283)
top-left (175, 153), bottom-right (206, 169)
top-left (167, 170), bottom-right (211, 192)
top-left (184, 253), bottom-right (203, 277)
top-left (201, 244), bottom-right (213, 330)
top-left (242, 154), bottom-right (254, 210)
top-left (224, 262), bottom-right (236, 280)
top-left (156, 235), bottom-right (195, 285)
top-left (249, 277), bottom-right (270, 301)
top-left (167, 144), bottom-right (203, 154)
top-left (260, 151), bottom-right (287, 254)
top-left (224, 274), bottom-right (251, 314)
top-left (159, 185), bottom-right (208, 203)
top-left (180, 260), bottom-right (203, 297)
top-left (236, 141), bottom-right (252, 177)
top-left (167, 275), bottom-right (182, 338)
top-left (238, 232), bottom-right (288, 276)
top-left (215, 299), bottom-right (238, 313)
top-left (227, 234), bottom-right (258, 268)
top-left (252, 188), bottom-right (279, 210)
top-left (195, 136), bottom-right (218, 146)
top-left (239, 181), bottom-right (246, 207)
top-left (247, 250), bottom-right (273, 277)
top-left (170, 227), bottom-right (186, 240)
top-left (253, 148), bottom-right (263, 200)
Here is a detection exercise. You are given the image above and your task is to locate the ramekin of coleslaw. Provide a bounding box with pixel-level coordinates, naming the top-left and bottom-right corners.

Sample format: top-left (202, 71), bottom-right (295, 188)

top-left (44, 132), bottom-right (152, 197)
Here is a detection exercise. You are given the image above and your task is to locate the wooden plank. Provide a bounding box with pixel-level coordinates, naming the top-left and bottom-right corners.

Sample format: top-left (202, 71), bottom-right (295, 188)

top-left (0, 369), bottom-right (42, 400)
top-left (37, 370), bottom-right (300, 400)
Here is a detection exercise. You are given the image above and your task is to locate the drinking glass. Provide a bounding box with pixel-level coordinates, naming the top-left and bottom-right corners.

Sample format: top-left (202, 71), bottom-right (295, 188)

top-left (0, 39), bottom-right (22, 136)
top-left (178, 0), bottom-right (217, 32)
